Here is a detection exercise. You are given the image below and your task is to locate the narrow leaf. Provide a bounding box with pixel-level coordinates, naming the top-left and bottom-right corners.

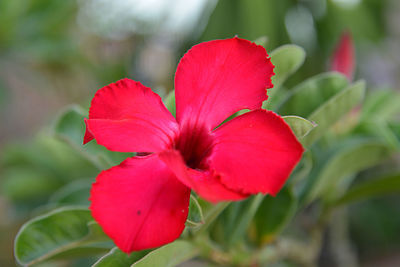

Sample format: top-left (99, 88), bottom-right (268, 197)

top-left (254, 187), bottom-right (297, 243)
top-left (361, 89), bottom-right (400, 121)
top-left (302, 80), bottom-right (366, 147)
top-left (277, 72), bottom-right (348, 118)
top-left (227, 194), bottom-right (264, 245)
top-left (334, 174), bottom-right (400, 206)
top-left (307, 141), bottom-right (392, 202)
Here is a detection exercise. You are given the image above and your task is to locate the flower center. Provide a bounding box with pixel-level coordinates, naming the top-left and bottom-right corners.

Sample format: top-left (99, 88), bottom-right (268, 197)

top-left (175, 123), bottom-right (213, 170)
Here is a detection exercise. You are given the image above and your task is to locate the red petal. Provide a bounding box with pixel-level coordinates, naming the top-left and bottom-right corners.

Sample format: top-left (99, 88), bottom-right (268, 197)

top-left (159, 150), bottom-right (247, 203)
top-left (90, 155), bottom-right (190, 252)
top-left (83, 118), bottom-right (94, 144)
top-left (208, 110), bottom-right (304, 195)
top-left (330, 31), bottom-right (355, 81)
top-left (85, 78), bottom-right (179, 152)
top-left (175, 37), bottom-right (274, 131)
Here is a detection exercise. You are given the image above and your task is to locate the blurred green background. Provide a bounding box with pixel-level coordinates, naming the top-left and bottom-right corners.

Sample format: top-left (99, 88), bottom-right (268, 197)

top-left (1, 0), bottom-right (400, 266)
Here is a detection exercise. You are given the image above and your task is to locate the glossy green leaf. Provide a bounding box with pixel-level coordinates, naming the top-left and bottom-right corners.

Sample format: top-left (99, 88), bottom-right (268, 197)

top-left (93, 247), bottom-right (149, 267)
top-left (254, 187), bottom-right (297, 242)
top-left (334, 173), bottom-right (400, 206)
top-left (53, 105), bottom-right (130, 169)
top-left (302, 80), bottom-right (366, 147)
top-left (282, 115), bottom-right (317, 139)
top-left (308, 141), bottom-right (392, 202)
top-left (277, 72), bottom-right (348, 118)
top-left (14, 207), bottom-right (111, 266)
top-left (131, 240), bottom-right (198, 267)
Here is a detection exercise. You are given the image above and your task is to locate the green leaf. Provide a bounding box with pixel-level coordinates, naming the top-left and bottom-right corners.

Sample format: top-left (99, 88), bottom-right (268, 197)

top-left (226, 194), bottom-right (264, 245)
top-left (282, 116), bottom-right (317, 139)
top-left (1, 168), bottom-right (61, 202)
top-left (1, 134), bottom-right (97, 181)
top-left (302, 80), bottom-right (366, 147)
top-left (54, 105), bottom-right (88, 145)
top-left (254, 187), bottom-right (297, 243)
top-left (334, 173), bottom-right (400, 206)
top-left (390, 121), bottom-right (400, 144)
top-left (307, 141), bottom-right (392, 202)
top-left (186, 194), bottom-right (205, 227)
top-left (289, 151), bottom-right (313, 187)
top-left (131, 240), bottom-right (198, 267)
top-left (53, 105), bottom-right (130, 169)
top-left (93, 247), bottom-right (149, 267)
top-left (277, 72), bottom-right (349, 118)
top-left (359, 120), bottom-right (400, 149)
top-left (48, 178), bottom-right (93, 207)
top-left (164, 90), bottom-right (176, 117)
top-left (263, 44), bottom-right (306, 109)
top-left (194, 201), bottom-right (230, 235)
top-left (254, 36), bottom-right (268, 47)
top-left (269, 44), bottom-right (306, 90)
top-left (14, 207), bottom-right (111, 266)
top-left (362, 89), bottom-right (400, 121)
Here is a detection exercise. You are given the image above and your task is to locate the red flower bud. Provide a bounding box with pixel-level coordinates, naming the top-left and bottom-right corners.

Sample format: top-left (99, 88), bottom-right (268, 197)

top-left (330, 31), bottom-right (355, 81)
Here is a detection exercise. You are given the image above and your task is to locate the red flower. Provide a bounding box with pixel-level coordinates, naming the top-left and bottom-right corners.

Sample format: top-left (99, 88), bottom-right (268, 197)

top-left (330, 31), bottom-right (355, 80)
top-left (84, 37), bottom-right (303, 253)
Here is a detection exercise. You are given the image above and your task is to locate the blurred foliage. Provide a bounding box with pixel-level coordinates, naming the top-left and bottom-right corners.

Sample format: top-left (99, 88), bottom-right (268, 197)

top-left (1, 0), bottom-right (400, 266)
top-left (200, 0), bottom-right (391, 84)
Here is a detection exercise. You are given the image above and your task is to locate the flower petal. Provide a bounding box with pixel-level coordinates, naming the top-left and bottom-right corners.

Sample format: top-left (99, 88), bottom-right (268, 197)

top-left (159, 150), bottom-right (248, 203)
top-left (84, 78), bottom-right (179, 153)
top-left (90, 155), bottom-right (190, 253)
top-left (208, 110), bottom-right (304, 195)
top-left (175, 37), bottom-right (274, 131)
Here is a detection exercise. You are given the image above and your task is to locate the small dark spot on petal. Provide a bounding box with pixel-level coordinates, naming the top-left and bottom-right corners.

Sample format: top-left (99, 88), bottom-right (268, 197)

top-left (137, 210), bottom-right (141, 215)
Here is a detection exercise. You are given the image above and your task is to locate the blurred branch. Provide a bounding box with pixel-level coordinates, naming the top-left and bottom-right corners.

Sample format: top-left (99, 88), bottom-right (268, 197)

top-left (329, 207), bottom-right (359, 267)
